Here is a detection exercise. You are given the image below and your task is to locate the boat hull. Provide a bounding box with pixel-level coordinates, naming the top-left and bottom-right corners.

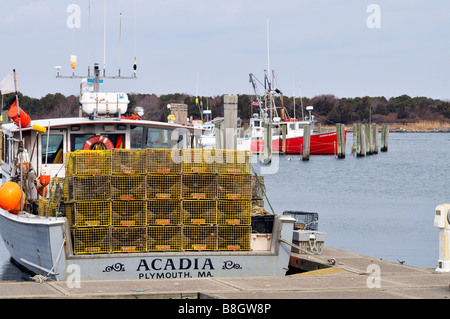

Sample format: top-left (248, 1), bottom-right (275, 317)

top-left (251, 130), bottom-right (346, 155)
top-left (0, 210), bottom-right (295, 281)
top-left (0, 209), bottom-right (67, 281)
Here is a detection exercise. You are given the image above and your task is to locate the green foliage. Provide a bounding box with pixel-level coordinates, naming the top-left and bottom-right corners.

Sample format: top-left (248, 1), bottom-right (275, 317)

top-left (3, 91), bottom-right (449, 123)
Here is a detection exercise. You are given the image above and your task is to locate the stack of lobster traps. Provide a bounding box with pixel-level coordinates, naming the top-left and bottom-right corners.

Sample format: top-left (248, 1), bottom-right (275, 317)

top-left (61, 148), bottom-right (253, 255)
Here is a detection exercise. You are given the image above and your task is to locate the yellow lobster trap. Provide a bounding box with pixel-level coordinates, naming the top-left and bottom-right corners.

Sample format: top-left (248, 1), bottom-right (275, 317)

top-left (215, 149), bottom-right (252, 175)
top-left (218, 226), bottom-right (251, 251)
top-left (181, 200), bottom-right (217, 225)
top-left (147, 174), bottom-right (181, 200)
top-left (111, 226), bottom-right (148, 253)
top-left (111, 175), bottom-right (146, 200)
top-left (71, 201), bottom-right (111, 227)
top-left (112, 200), bottom-right (147, 227)
top-left (182, 225), bottom-right (218, 251)
top-left (111, 149), bottom-right (147, 175)
top-left (65, 150), bottom-right (112, 176)
top-left (147, 149), bottom-right (181, 174)
top-left (218, 175), bottom-right (252, 200)
top-left (147, 200), bottom-right (182, 226)
top-left (182, 174), bottom-right (217, 200)
top-left (217, 200), bottom-right (251, 226)
top-left (72, 227), bottom-right (111, 254)
top-left (148, 226), bottom-right (183, 251)
top-left (64, 175), bottom-right (111, 202)
top-left (181, 149), bottom-right (216, 174)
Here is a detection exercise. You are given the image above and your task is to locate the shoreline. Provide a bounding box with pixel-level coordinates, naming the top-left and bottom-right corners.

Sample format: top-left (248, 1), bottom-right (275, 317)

top-left (321, 122), bottom-right (450, 133)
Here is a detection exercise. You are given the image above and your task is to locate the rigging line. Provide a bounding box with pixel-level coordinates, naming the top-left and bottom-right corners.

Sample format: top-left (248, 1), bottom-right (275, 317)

top-left (103, 0), bottom-right (106, 76)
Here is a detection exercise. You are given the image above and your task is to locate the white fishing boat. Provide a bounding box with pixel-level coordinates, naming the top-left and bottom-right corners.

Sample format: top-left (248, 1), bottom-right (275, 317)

top-left (0, 64), bottom-right (296, 281)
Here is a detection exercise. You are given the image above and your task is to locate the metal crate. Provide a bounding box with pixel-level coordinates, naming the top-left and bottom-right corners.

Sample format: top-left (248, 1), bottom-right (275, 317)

top-left (282, 211), bottom-right (319, 230)
top-left (147, 226), bottom-right (183, 251)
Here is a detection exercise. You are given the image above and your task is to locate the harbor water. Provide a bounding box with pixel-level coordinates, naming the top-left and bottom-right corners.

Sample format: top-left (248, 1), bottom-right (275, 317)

top-left (0, 132), bottom-right (448, 281)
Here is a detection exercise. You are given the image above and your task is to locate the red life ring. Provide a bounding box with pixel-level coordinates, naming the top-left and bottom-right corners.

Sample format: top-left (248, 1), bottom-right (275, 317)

top-left (83, 135), bottom-right (114, 150)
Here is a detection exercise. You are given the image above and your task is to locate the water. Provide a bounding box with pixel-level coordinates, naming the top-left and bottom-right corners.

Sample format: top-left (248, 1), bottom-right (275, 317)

top-left (0, 132), bottom-right (448, 281)
top-left (256, 132), bottom-right (449, 269)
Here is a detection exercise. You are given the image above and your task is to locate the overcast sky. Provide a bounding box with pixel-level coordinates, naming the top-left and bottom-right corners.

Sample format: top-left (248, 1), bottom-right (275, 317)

top-left (1, 1), bottom-right (449, 101)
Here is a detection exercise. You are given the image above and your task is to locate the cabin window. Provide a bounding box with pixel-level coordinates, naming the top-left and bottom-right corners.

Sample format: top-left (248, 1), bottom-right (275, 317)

top-left (130, 126), bottom-right (144, 149)
top-left (146, 127), bottom-right (172, 149)
top-left (70, 134), bottom-right (125, 151)
top-left (289, 123), bottom-right (296, 131)
top-left (41, 134), bottom-right (64, 164)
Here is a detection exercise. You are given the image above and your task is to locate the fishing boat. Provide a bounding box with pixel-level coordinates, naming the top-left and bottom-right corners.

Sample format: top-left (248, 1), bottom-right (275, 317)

top-left (0, 65), bottom-right (296, 281)
top-left (245, 72), bottom-right (346, 155)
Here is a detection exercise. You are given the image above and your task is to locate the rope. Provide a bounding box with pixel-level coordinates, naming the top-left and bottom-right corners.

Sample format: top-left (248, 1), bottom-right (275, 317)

top-left (251, 167), bottom-right (275, 215)
top-left (31, 238), bottom-right (66, 283)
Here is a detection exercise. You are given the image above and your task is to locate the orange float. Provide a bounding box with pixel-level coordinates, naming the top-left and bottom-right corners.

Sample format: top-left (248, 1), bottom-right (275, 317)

top-left (0, 181), bottom-right (25, 213)
top-left (83, 135), bottom-right (114, 150)
top-left (8, 100), bottom-right (31, 128)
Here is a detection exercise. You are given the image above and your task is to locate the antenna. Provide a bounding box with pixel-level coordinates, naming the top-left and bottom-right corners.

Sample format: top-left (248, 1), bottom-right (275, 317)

top-left (103, 0), bottom-right (106, 77)
top-left (118, 13), bottom-right (122, 77)
top-left (88, 0), bottom-right (91, 76)
top-left (266, 17), bottom-right (270, 83)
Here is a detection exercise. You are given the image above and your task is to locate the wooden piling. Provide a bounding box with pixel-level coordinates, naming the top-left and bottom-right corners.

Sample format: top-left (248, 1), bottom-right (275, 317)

top-left (317, 123), bottom-right (322, 133)
top-left (336, 123), bottom-right (345, 158)
top-left (215, 123), bottom-right (222, 149)
top-left (371, 123), bottom-right (378, 154)
top-left (351, 123), bottom-right (357, 156)
top-left (282, 124), bottom-right (287, 154)
top-left (356, 123), bottom-right (365, 157)
top-left (262, 122), bottom-right (272, 163)
top-left (381, 123), bottom-right (389, 152)
top-left (365, 123), bottom-right (372, 155)
top-left (302, 124), bottom-right (310, 161)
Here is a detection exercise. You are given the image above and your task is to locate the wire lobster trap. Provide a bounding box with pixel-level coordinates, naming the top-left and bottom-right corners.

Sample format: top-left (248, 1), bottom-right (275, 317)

top-left (111, 149), bottom-right (147, 175)
top-left (111, 175), bottom-right (146, 200)
top-left (182, 225), bottom-right (218, 251)
top-left (147, 200), bottom-right (182, 226)
top-left (72, 227), bottom-right (111, 254)
top-left (72, 201), bottom-right (111, 227)
top-left (215, 149), bottom-right (252, 175)
top-left (181, 149), bottom-right (216, 174)
top-left (64, 175), bottom-right (111, 202)
top-left (147, 149), bottom-right (181, 174)
top-left (181, 200), bottom-right (217, 225)
top-left (182, 174), bottom-right (217, 200)
top-left (112, 200), bottom-right (147, 227)
top-left (111, 226), bottom-right (148, 253)
top-left (217, 200), bottom-right (251, 226)
top-left (65, 150), bottom-right (112, 176)
top-left (147, 226), bottom-right (183, 251)
top-left (147, 175), bottom-right (181, 200)
top-left (218, 226), bottom-right (251, 251)
top-left (217, 175), bottom-right (252, 200)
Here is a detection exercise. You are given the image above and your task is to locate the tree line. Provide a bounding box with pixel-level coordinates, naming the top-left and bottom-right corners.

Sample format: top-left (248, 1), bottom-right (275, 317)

top-left (2, 92), bottom-right (449, 124)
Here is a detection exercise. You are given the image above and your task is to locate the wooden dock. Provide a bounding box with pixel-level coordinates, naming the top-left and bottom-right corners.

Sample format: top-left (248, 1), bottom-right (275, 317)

top-left (0, 246), bottom-right (448, 300)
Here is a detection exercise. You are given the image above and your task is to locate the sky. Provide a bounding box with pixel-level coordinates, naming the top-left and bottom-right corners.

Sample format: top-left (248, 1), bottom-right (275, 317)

top-left (1, 0), bottom-right (450, 101)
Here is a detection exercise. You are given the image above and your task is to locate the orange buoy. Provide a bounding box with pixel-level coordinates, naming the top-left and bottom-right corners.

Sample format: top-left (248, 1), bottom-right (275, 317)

top-left (8, 101), bottom-right (31, 128)
top-left (39, 165), bottom-right (51, 187)
top-left (0, 181), bottom-right (25, 213)
top-left (9, 194), bottom-right (26, 214)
